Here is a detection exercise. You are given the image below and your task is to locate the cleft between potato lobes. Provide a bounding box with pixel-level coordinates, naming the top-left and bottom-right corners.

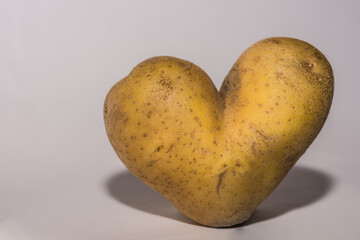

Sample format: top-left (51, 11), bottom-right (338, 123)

top-left (104, 37), bottom-right (334, 227)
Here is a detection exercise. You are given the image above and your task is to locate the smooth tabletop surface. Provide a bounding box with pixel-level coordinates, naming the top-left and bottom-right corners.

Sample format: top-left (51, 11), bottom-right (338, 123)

top-left (1, 0), bottom-right (360, 239)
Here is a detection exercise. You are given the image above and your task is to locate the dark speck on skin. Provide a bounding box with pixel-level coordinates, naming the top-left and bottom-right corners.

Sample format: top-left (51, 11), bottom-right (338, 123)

top-left (314, 51), bottom-right (323, 60)
top-left (166, 144), bottom-right (174, 153)
top-left (264, 38), bottom-right (280, 44)
top-left (147, 111), bottom-right (152, 118)
top-left (275, 72), bottom-right (285, 80)
top-left (146, 159), bottom-right (159, 168)
top-left (301, 61), bottom-right (314, 72)
top-left (253, 56), bottom-right (261, 63)
top-left (216, 170), bottom-right (228, 196)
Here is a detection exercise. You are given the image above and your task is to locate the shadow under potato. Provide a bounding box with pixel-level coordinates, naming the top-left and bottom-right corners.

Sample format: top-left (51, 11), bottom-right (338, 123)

top-left (105, 165), bottom-right (333, 226)
top-left (243, 165), bottom-right (334, 225)
top-left (106, 169), bottom-right (196, 225)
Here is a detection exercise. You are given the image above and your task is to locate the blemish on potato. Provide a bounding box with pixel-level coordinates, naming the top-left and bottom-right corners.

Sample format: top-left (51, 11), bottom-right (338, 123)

top-left (251, 142), bottom-right (257, 155)
top-left (253, 56), bottom-right (261, 63)
top-left (314, 50), bottom-right (323, 60)
top-left (301, 60), bottom-right (314, 72)
top-left (263, 38), bottom-right (280, 44)
top-left (166, 144), bottom-right (174, 153)
top-left (216, 170), bottom-right (228, 196)
top-left (275, 72), bottom-right (285, 80)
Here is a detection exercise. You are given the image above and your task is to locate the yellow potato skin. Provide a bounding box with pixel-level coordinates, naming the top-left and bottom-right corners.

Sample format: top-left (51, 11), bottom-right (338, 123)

top-left (104, 37), bottom-right (333, 227)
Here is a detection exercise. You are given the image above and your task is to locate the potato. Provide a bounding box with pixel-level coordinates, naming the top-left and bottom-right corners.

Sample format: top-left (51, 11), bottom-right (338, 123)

top-left (104, 37), bottom-right (334, 227)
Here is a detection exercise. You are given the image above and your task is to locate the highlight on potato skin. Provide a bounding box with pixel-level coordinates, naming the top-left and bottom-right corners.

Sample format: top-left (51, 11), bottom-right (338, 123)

top-left (104, 37), bottom-right (334, 227)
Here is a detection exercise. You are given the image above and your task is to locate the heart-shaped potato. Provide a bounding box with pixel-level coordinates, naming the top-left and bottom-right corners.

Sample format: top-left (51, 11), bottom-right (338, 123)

top-left (104, 37), bottom-right (334, 227)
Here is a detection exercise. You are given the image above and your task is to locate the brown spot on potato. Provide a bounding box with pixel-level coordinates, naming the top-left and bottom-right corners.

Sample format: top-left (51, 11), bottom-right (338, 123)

top-left (166, 144), bottom-right (174, 153)
top-left (216, 170), bottom-right (228, 196)
top-left (146, 159), bottom-right (160, 167)
top-left (301, 60), bottom-right (314, 72)
top-left (275, 72), bottom-right (285, 80)
top-left (251, 142), bottom-right (257, 155)
top-left (253, 56), bottom-right (261, 63)
top-left (147, 111), bottom-right (152, 118)
top-left (314, 50), bottom-right (323, 60)
top-left (263, 38), bottom-right (280, 44)
top-left (221, 66), bottom-right (241, 97)
top-left (158, 78), bottom-right (173, 89)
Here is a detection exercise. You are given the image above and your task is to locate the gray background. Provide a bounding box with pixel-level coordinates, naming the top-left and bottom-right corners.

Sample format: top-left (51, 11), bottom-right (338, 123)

top-left (1, 0), bottom-right (359, 239)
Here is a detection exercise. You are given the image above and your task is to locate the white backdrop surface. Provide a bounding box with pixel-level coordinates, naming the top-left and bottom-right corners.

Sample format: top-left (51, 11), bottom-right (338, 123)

top-left (1, 0), bottom-right (359, 239)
